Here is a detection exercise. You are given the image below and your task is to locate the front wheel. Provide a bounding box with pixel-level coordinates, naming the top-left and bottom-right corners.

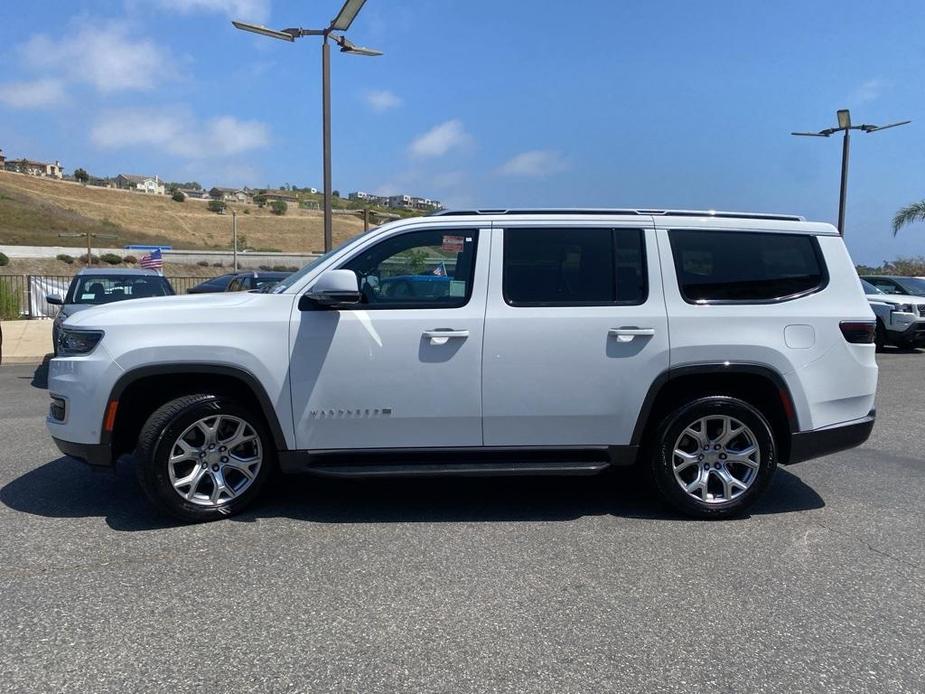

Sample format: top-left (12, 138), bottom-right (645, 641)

top-left (135, 394), bottom-right (273, 522)
top-left (649, 396), bottom-right (777, 519)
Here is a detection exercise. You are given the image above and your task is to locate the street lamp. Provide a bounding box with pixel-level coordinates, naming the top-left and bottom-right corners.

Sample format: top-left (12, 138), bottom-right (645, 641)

top-left (232, 0), bottom-right (382, 252)
top-left (792, 109), bottom-right (910, 235)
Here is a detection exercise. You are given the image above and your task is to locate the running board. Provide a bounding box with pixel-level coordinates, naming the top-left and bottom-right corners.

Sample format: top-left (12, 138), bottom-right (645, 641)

top-left (278, 445), bottom-right (637, 478)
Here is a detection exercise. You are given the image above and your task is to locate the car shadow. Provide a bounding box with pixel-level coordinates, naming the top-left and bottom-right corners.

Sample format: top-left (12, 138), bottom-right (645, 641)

top-left (27, 354), bottom-right (53, 389)
top-left (0, 457), bottom-right (825, 532)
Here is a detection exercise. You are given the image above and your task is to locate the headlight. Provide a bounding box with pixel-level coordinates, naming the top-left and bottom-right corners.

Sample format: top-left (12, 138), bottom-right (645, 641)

top-left (57, 329), bottom-right (104, 356)
top-left (895, 303), bottom-right (914, 313)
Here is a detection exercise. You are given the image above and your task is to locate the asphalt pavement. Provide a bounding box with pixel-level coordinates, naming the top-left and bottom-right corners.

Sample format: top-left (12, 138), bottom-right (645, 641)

top-left (0, 353), bottom-right (922, 693)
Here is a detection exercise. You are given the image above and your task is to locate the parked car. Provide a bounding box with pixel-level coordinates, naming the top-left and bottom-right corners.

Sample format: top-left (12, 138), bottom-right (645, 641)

top-left (861, 279), bottom-right (925, 349)
top-left (46, 269), bottom-right (175, 353)
top-left (47, 208), bottom-right (877, 522)
top-left (225, 271), bottom-right (290, 293)
top-left (186, 274), bottom-right (238, 294)
top-left (861, 275), bottom-right (925, 297)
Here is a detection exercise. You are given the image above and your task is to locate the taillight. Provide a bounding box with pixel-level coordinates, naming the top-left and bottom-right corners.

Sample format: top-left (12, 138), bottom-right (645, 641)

top-left (839, 321), bottom-right (876, 344)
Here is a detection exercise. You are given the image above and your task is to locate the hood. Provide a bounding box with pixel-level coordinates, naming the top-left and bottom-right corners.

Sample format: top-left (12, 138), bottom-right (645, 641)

top-left (63, 291), bottom-right (287, 328)
top-left (866, 292), bottom-right (925, 307)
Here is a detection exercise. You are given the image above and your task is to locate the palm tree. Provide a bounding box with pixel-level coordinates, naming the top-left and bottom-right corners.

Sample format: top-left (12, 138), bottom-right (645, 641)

top-left (892, 201), bottom-right (925, 235)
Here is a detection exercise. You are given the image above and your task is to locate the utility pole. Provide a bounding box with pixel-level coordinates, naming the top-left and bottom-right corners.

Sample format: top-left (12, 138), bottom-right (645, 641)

top-left (231, 208), bottom-right (238, 271)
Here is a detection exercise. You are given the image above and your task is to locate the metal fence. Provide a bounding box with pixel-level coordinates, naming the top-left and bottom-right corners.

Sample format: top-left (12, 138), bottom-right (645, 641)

top-left (0, 274), bottom-right (211, 319)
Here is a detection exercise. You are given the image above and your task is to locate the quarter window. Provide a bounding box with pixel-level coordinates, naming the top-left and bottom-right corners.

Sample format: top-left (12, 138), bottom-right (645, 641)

top-left (503, 227), bottom-right (647, 306)
top-left (342, 229), bottom-right (478, 308)
top-left (669, 230), bottom-right (826, 303)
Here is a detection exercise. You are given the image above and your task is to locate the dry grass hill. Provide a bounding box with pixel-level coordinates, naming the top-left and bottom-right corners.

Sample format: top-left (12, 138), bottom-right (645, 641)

top-left (0, 171), bottom-right (368, 253)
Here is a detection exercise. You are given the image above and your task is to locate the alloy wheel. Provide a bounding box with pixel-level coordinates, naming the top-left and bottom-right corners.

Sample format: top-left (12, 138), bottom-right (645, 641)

top-left (672, 415), bottom-right (760, 504)
top-left (166, 414), bottom-right (263, 507)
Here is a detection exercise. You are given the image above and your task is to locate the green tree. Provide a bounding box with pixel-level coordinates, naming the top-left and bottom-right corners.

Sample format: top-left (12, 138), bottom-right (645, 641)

top-left (172, 190), bottom-right (186, 202)
top-left (74, 168), bottom-right (90, 184)
top-left (253, 193), bottom-right (267, 208)
top-left (208, 200), bottom-right (227, 214)
top-left (892, 201), bottom-right (925, 236)
top-left (333, 190), bottom-right (341, 198)
top-left (270, 200), bottom-right (288, 216)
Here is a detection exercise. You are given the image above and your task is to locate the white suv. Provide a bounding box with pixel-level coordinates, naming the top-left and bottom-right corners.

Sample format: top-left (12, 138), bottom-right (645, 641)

top-left (46, 209), bottom-right (878, 521)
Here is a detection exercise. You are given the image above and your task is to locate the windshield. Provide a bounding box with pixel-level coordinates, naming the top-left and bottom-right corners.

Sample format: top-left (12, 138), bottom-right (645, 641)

top-left (896, 277), bottom-right (925, 295)
top-left (860, 279), bottom-right (882, 294)
top-left (271, 226), bottom-right (382, 293)
top-left (66, 275), bottom-right (174, 305)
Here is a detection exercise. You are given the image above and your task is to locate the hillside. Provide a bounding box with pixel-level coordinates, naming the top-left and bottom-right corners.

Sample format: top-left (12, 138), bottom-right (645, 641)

top-left (0, 171), bottom-right (369, 253)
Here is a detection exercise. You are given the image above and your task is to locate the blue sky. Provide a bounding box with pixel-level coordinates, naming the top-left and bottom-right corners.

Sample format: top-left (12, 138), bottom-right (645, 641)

top-left (0, 0), bottom-right (923, 264)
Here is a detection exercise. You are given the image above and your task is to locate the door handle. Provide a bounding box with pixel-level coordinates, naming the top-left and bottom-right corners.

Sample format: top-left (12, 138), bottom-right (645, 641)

top-left (608, 327), bottom-right (655, 343)
top-left (423, 329), bottom-right (470, 345)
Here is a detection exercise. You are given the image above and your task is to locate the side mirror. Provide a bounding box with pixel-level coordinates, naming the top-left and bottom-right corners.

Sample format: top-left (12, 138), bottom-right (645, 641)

top-left (300, 269), bottom-right (361, 310)
top-left (46, 294), bottom-right (64, 306)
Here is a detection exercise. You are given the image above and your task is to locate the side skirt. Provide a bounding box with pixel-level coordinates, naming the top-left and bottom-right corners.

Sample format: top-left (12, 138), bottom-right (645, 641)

top-left (278, 445), bottom-right (638, 478)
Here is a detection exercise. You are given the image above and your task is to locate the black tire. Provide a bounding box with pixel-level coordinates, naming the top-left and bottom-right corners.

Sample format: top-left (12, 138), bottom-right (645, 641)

top-left (135, 394), bottom-right (274, 522)
top-left (874, 319), bottom-right (887, 351)
top-left (649, 396), bottom-right (777, 519)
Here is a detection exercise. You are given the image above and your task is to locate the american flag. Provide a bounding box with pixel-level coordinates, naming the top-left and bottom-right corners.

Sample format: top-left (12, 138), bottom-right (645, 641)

top-left (139, 248), bottom-right (164, 270)
top-left (432, 261), bottom-right (447, 277)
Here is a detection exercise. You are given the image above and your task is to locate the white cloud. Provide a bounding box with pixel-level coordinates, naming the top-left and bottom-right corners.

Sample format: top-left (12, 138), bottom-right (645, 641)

top-left (91, 108), bottom-right (269, 159)
top-left (155, 0), bottom-right (270, 22)
top-left (855, 79), bottom-right (887, 103)
top-left (21, 22), bottom-right (169, 93)
top-left (0, 79), bottom-right (67, 109)
top-left (409, 119), bottom-right (471, 158)
top-left (364, 89), bottom-right (402, 112)
top-left (497, 150), bottom-right (569, 178)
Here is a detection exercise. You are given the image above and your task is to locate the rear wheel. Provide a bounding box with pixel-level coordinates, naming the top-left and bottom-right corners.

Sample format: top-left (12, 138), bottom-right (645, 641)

top-left (135, 394), bottom-right (273, 522)
top-left (649, 396), bottom-right (777, 519)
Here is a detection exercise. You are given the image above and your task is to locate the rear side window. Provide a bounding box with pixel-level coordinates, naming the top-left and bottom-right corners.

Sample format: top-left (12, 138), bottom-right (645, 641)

top-left (503, 228), bottom-right (647, 306)
top-left (669, 230), bottom-right (827, 303)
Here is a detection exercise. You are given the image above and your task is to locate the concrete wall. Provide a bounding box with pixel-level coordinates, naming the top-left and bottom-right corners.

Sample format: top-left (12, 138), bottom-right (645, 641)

top-left (0, 244), bottom-right (320, 268)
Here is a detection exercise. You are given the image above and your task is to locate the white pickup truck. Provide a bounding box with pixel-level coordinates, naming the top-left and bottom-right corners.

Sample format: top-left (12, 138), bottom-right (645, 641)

top-left (861, 279), bottom-right (925, 349)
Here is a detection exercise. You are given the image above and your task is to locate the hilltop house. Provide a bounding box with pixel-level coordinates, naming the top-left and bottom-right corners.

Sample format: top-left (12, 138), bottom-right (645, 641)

top-left (178, 187), bottom-right (208, 200)
top-left (209, 187), bottom-right (252, 203)
top-left (115, 174), bottom-right (165, 195)
top-left (2, 154), bottom-right (63, 179)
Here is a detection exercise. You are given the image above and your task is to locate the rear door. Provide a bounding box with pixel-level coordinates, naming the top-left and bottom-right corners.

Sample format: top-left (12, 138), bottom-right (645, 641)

top-left (481, 219), bottom-right (669, 446)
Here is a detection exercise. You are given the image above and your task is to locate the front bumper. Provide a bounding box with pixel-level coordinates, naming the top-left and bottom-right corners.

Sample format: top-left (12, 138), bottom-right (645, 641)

top-left (787, 409), bottom-right (875, 465)
top-left (895, 320), bottom-right (925, 345)
top-left (52, 436), bottom-right (113, 467)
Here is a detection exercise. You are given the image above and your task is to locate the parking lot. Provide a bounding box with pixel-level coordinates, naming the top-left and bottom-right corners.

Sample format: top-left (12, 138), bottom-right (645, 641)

top-left (0, 353), bottom-right (922, 693)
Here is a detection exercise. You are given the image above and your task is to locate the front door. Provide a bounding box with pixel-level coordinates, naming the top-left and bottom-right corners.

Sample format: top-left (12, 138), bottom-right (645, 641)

top-left (481, 221), bottom-right (669, 446)
top-left (290, 226), bottom-right (488, 451)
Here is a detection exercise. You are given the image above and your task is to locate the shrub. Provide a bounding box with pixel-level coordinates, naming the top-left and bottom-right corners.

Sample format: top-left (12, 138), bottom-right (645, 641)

top-left (271, 265), bottom-right (289, 272)
top-left (197, 260), bottom-right (210, 267)
top-left (0, 281), bottom-right (20, 320)
top-left (270, 200), bottom-right (288, 216)
top-left (172, 190), bottom-right (186, 202)
top-left (79, 254), bottom-right (100, 265)
top-left (100, 253), bottom-right (123, 265)
top-left (212, 262), bottom-right (223, 268)
top-left (208, 200), bottom-right (226, 214)
top-left (243, 208), bottom-right (250, 215)
top-left (56, 253), bottom-right (75, 265)
top-left (258, 265), bottom-right (272, 271)
top-left (0, 252), bottom-right (8, 267)
top-left (123, 255), bottom-right (137, 264)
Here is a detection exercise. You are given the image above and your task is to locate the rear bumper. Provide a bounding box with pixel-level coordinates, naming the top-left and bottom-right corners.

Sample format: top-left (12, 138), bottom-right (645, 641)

top-left (786, 409), bottom-right (875, 465)
top-left (52, 437), bottom-right (113, 467)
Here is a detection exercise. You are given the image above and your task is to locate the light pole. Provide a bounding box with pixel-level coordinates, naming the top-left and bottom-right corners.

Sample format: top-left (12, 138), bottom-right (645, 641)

top-left (231, 208), bottom-right (238, 271)
top-left (792, 109), bottom-right (910, 235)
top-left (233, 0), bottom-right (382, 252)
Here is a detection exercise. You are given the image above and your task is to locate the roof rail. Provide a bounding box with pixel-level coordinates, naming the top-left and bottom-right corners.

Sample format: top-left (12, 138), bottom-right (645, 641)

top-left (430, 208), bottom-right (805, 222)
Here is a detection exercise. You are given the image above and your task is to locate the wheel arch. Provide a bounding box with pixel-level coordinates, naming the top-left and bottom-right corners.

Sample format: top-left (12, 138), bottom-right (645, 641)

top-left (105, 364), bottom-right (288, 459)
top-left (631, 363), bottom-right (798, 464)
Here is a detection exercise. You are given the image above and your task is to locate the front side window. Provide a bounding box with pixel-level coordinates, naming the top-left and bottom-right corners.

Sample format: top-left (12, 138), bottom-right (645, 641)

top-left (342, 229), bottom-right (479, 308)
top-left (669, 230), bottom-right (826, 303)
top-left (503, 227), bottom-right (647, 306)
